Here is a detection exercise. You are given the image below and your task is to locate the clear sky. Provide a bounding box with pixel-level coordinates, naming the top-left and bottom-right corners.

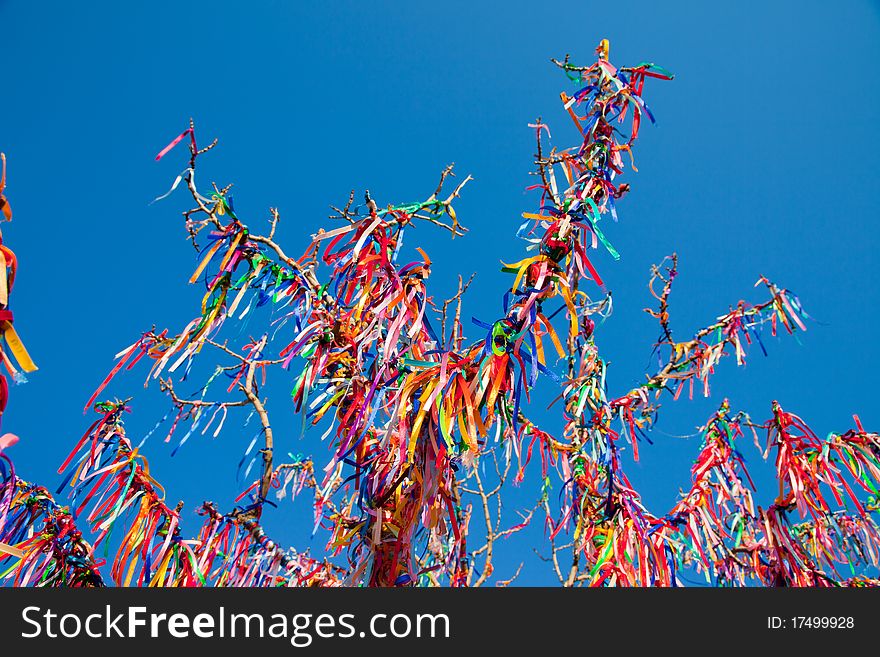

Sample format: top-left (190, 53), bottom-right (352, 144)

top-left (1, 0), bottom-right (879, 585)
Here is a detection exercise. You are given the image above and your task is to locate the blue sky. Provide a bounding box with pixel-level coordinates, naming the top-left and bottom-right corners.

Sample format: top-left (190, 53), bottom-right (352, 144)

top-left (1, 1), bottom-right (879, 585)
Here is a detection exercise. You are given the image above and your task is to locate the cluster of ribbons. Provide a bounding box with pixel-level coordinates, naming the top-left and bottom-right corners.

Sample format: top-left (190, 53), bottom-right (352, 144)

top-left (56, 401), bottom-right (207, 586)
top-left (535, 396), bottom-right (880, 587)
top-left (660, 401), bottom-right (758, 585)
top-left (0, 446), bottom-right (104, 586)
top-left (191, 502), bottom-right (343, 587)
top-left (0, 154), bottom-right (38, 426)
top-left (745, 404), bottom-right (880, 586)
top-left (0, 156), bottom-right (73, 586)
top-left (491, 42), bottom-right (878, 587)
top-left (1, 401), bottom-right (342, 587)
top-left (37, 401), bottom-right (339, 587)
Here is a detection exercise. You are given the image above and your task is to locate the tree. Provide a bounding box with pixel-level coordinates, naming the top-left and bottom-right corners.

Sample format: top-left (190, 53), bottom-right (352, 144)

top-left (1, 39), bottom-right (878, 587)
